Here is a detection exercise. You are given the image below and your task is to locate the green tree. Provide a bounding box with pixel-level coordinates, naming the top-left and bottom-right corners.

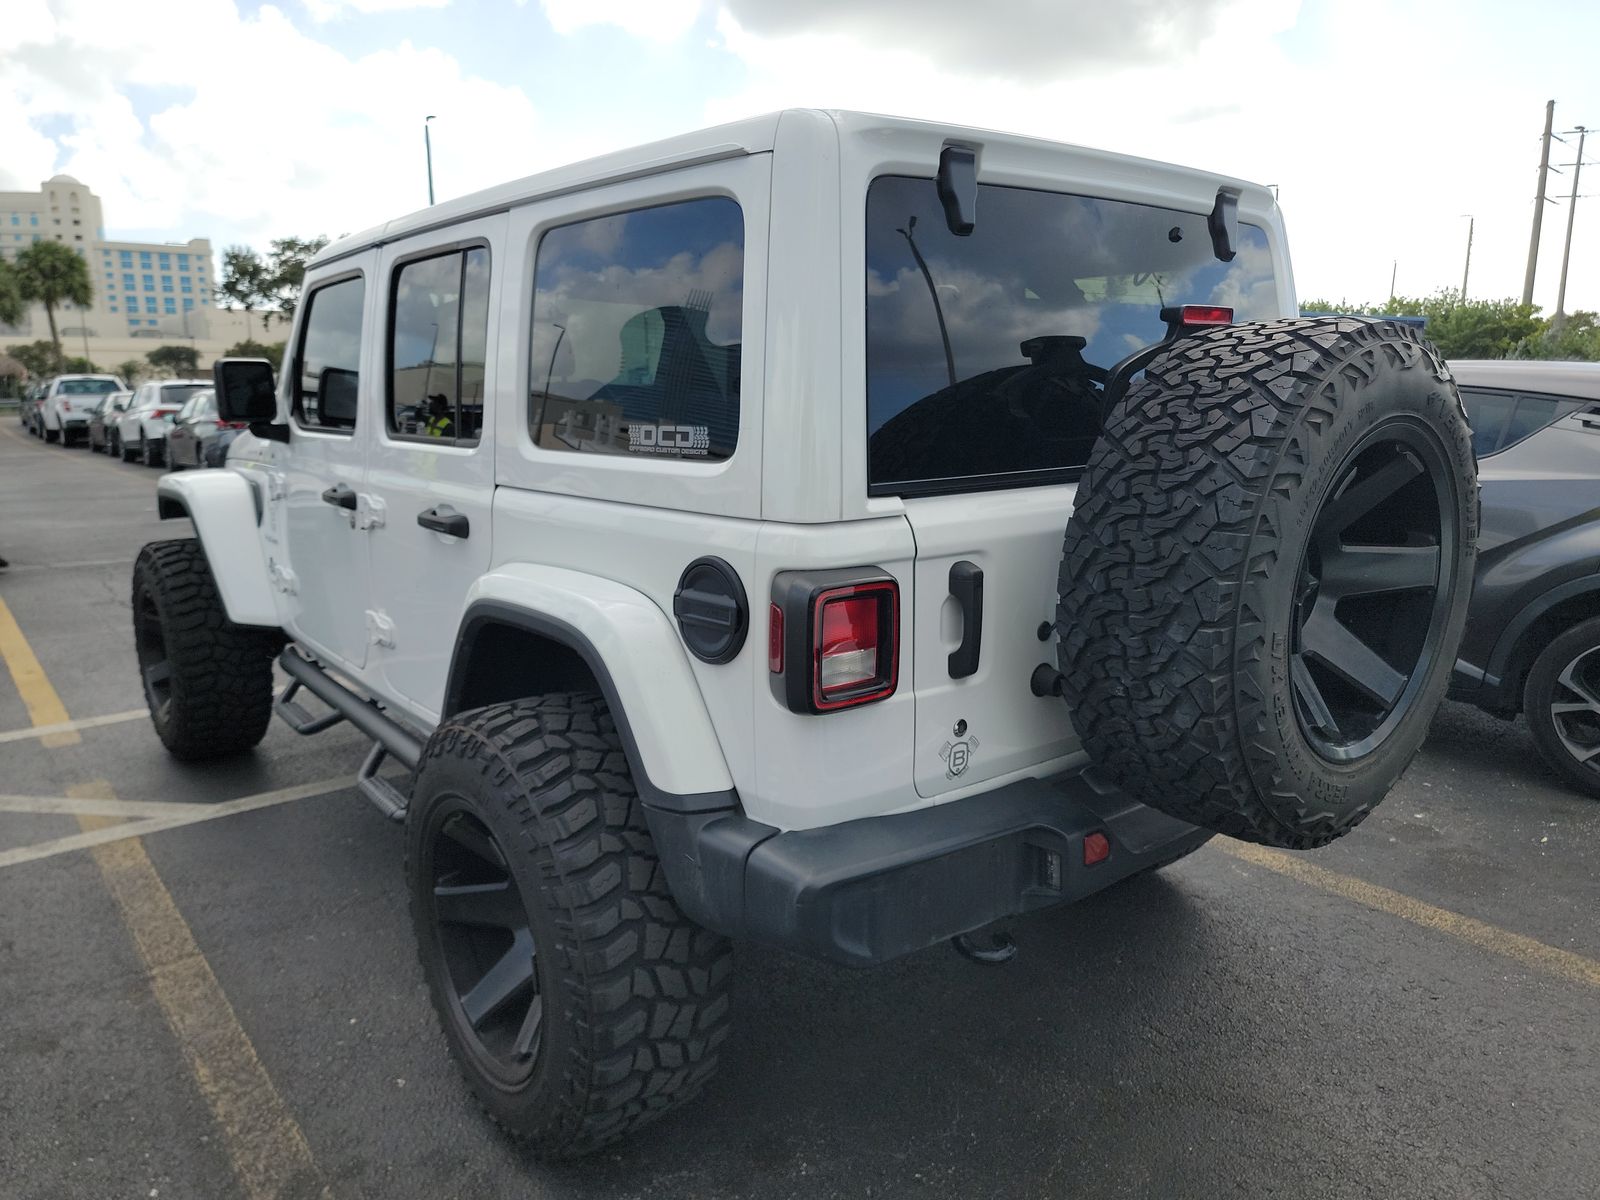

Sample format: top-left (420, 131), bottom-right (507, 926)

top-left (14, 241), bottom-right (93, 370)
top-left (61, 356), bottom-right (99, 373)
top-left (1512, 311), bottom-right (1600, 361)
top-left (146, 344), bottom-right (201, 376)
top-left (1298, 291), bottom-right (1549, 360)
top-left (114, 359), bottom-right (146, 386)
top-left (0, 260), bottom-right (24, 328)
top-left (9, 340), bottom-right (57, 378)
top-left (217, 246), bottom-right (271, 339)
top-left (262, 236), bottom-right (329, 331)
top-left (224, 338), bottom-right (286, 372)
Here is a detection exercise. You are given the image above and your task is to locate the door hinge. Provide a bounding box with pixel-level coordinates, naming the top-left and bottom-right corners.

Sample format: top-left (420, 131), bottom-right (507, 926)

top-left (356, 493), bottom-right (387, 531)
top-left (267, 472), bottom-right (289, 502)
top-left (268, 560), bottom-right (298, 595)
top-left (365, 609), bottom-right (396, 649)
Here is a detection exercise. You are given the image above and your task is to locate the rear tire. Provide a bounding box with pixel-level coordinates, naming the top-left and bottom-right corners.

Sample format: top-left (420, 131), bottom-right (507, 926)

top-left (44, 426), bottom-right (58, 444)
top-left (406, 695), bottom-right (733, 1160)
top-left (1523, 617), bottom-right (1600, 799)
top-left (1057, 318), bottom-right (1477, 849)
top-left (120, 434), bottom-right (136, 463)
top-left (131, 540), bottom-right (277, 761)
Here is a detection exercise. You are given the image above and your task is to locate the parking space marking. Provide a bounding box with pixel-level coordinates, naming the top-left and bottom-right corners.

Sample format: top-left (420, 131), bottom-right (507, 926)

top-left (74, 783), bottom-right (332, 1200)
top-left (0, 596), bottom-right (78, 747)
top-left (0, 708), bottom-right (148, 744)
top-left (0, 777), bottom-right (352, 872)
top-left (1220, 841), bottom-right (1600, 991)
top-left (3, 557), bottom-right (137, 573)
top-left (0, 597), bottom-right (332, 1200)
top-left (0, 792), bottom-right (203, 818)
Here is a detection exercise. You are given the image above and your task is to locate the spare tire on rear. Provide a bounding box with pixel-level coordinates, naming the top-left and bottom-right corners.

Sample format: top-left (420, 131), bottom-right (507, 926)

top-left (1056, 317), bottom-right (1477, 849)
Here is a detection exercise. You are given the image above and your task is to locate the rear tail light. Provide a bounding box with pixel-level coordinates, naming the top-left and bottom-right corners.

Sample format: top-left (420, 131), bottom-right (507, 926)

top-left (217, 420), bottom-right (249, 430)
top-left (770, 571), bottom-right (899, 714)
top-left (1177, 304), bottom-right (1233, 325)
top-left (61, 400), bottom-right (71, 411)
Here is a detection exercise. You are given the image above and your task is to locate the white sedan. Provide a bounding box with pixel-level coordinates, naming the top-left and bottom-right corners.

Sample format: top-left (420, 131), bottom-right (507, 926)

top-left (113, 379), bottom-right (211, 467)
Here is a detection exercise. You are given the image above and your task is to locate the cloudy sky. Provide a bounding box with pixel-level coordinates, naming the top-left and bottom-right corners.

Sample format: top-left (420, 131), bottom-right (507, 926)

top-left (4, 0), bottom-right (1598, 313)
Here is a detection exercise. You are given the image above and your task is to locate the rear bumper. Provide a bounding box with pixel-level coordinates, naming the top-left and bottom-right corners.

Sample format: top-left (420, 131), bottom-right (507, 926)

top-left (644, 769), bottom-right (1211, 967)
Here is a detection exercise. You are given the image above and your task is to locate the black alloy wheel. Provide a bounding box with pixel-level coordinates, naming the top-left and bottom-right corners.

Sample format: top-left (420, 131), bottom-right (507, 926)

top-left (134, 578), bottom-right (174, 722)
top-left (420, 802), bottom-right (543, 1088)
top-left (1526, 618), bottom-right (1600, 799)
top-left (1290, 421), bottom-right (1459, 763)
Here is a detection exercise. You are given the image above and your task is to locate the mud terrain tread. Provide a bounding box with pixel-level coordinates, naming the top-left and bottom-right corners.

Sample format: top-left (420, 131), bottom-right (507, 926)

top-left (132, 539), bottom-right (277, 760)
top-left (409, 695), bottom-right (732, 1159)
top-left (1056, 317), bottom-right (1467, 849)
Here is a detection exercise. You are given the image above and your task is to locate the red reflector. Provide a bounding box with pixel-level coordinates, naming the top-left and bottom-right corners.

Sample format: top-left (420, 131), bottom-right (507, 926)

top-left (810, 581), bottom-right (898, 710)
top-left (1083, 831), bottom-right (1110, 866)
top-left (218, 421), bottom-right (249, 430)
top-left (768, 603), bottom-right (784, 673)
top-left (1180, 304), bottom-right (1233, 325)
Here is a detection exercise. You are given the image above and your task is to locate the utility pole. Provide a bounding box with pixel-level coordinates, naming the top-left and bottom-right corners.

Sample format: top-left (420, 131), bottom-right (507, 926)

top-left (1522, 99), bottom-right (1556, 307)
top-left (1460, 215), bottom-right (1474, 300)
top-left (1554, 126), bottom-right (1587, 324)
top-left (1388, 259), bottom-right (1397, 306)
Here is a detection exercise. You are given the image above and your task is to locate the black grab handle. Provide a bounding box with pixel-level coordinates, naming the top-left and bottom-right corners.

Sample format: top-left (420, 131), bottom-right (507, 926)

top-left (320, 482), bottom-right (357, 510)
top-left (417, 506), bottom-right (469, 538)
top-left (948, 560), bottom-right (983, 679)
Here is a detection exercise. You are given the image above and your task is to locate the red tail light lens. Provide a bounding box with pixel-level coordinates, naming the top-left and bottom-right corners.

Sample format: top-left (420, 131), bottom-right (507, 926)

top-left (767, 604), bottom-right (784, 673)
top-left (61, 400), bottom-right (72, 411)
top-left (1179, 304), bottom-right (1233, 325)
top-left (811, 582), bottom-right (898, 710)
top-left (217, 420), bottom-right (249, 430)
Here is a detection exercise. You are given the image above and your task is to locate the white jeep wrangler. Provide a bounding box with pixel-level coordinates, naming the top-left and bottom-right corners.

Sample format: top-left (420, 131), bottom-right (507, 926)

top-left (135, 110), bottom-right (1477, 1158)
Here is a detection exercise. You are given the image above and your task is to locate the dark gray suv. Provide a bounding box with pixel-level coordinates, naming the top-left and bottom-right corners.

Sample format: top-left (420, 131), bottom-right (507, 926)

top-left (1449, 360), bottom-right (1600, 797)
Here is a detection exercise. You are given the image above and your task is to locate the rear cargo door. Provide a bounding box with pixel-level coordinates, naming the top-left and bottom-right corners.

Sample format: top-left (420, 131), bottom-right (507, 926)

top-left (901, 489), bottom-right (1080, 797)
top-left (862, 173), bottom-right (1285, 798)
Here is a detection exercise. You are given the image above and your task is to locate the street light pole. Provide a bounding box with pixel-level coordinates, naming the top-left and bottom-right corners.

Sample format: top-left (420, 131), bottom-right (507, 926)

top-left (424, 115), bottom-right (437, 206)
top-left (1459, 215), bottom-right (1474, 301)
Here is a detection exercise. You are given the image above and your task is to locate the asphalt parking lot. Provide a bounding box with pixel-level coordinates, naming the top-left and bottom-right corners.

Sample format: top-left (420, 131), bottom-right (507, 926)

top-left (1, 415), bottom-right (1598, 1200)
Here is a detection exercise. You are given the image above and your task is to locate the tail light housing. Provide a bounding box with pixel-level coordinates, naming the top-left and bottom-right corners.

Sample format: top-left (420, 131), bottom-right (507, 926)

top-left (770, 569), bottom-right (899, 714)
top-left (61, 399), bottom-right (72, 411)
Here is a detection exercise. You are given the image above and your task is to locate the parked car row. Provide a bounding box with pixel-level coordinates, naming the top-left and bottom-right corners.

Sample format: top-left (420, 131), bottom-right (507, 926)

top-left (22, 374), bottom-right (244, 469)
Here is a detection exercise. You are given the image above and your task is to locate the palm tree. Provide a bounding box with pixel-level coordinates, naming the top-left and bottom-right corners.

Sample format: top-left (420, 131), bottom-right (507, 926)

top-left (15, 241), bottom-right (92, 371)
top-left (0, 260), bottom-right (24, 328)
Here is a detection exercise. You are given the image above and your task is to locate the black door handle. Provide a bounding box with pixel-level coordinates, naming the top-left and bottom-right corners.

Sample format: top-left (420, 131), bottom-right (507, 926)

top-left (417, 506), bottom-right (469, 538)
top-left (948, 560), bottom-right (983, 679)
top-left (320, 482), bottom-right (357, 510)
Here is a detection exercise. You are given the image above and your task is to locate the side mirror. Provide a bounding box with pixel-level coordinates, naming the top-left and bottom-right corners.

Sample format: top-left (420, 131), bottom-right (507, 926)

top-left (213, 358), bottom-right (277, 423)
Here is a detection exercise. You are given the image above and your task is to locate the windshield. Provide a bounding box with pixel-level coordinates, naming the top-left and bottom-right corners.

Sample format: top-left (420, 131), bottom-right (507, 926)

top-left (60, 379), bottom-right (120, 395)
top-left (866, 176), bottom-right (1279, 494)
top-left (158, 385), bottom-right (208, 408)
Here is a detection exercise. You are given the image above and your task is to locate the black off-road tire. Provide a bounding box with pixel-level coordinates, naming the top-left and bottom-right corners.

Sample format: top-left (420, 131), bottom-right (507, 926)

top-left (131, 539), bottom-right (278, 760)
top-left (1523, 617), bottom-right (1600, 799)
top-left (406, 695), bottom-right (733, 1160)
top-left (1057, 318), bottom-right (1477, 849)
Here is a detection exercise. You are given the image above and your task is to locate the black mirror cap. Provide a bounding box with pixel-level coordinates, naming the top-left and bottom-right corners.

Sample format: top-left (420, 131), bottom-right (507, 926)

top-left (213, 358), bottom-right (277, 423)
top-left (937, 145), bottom-right (978, 237)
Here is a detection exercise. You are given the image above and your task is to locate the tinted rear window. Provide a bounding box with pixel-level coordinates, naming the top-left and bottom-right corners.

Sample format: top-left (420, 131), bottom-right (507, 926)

top-left (866, 177), bottom-right (1278, 494)
top-left (60, 379), bottom-right (119, 395)
top-left (159, 385), bottom-right (207, 408)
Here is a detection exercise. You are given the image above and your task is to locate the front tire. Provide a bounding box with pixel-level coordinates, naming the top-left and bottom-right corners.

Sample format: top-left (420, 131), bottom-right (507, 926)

top-left (1524, 617), bottom-right (1600, 799)
top-left (131, 540), bottom-right (277, 760)
top-left (406, 695), bottom-right (733, 1159)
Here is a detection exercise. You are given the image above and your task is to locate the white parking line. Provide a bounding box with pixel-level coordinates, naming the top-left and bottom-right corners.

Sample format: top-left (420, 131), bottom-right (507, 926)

top-left (0, 708), bottom-right (148, 744)
top-left (3, 558), bottom-right (138, 573)
top-left (0, 776), bottom-right (353, 872)
top-left (0, 793), bottom-right (203, 819)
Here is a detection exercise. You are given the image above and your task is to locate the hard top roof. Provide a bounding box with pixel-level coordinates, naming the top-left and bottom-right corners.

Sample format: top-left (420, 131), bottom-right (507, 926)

top-left (312, 109), bottom-right (1274, 268)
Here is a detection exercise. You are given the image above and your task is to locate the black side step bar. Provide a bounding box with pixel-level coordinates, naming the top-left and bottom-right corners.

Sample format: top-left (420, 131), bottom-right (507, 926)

top-left (274, 649), bottom-right (425, 821)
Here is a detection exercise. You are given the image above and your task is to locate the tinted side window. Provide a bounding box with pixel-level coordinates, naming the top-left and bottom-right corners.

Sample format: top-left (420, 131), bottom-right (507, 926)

top-left (1459, 388), bottom-right (1514, 458)
top-left (529, 197), bottom-right (743, 461)
top-left (1500, 391), bottom-right (1586, 453)
top-left (388, 246), bottom-right (490, 444)
top-left (294, 276), bottom-right (366, 431)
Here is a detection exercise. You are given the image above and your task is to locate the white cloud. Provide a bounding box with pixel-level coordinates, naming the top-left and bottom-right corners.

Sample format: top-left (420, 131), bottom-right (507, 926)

top-left (2, 1), bottom-right (547, 257)
top-left (540, 0), bottom-right (702, 43)
top-left (300, 0), bottom-right (450, 23)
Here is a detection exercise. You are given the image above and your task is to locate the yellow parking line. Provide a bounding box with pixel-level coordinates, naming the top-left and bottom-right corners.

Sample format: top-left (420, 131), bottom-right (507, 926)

top-left (0, 597), bottom-right (330, 1199)
top-left (1219, 841), bottom-right (1600, 991)
top-left (0, 596), bottom-right (78, 746)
